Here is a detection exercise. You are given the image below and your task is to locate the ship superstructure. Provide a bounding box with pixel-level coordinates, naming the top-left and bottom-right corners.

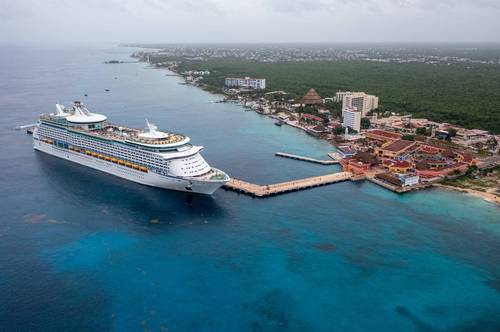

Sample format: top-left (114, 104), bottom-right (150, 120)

top-left (33, 102), bottom-right (229, 194)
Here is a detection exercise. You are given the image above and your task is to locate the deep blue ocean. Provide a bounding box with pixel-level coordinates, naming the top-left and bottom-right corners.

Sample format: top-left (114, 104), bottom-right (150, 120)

top-left (0, 45), bottom-right (499, 331)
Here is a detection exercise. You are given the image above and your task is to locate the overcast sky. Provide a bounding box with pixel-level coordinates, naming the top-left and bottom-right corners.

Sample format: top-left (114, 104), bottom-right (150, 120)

top-left (0, 0), bottom-right (499, 44)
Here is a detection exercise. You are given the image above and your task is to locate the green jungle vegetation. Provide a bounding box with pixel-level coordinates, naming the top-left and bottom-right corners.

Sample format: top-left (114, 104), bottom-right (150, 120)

top-left (160, 58), bottom-right (500, 133)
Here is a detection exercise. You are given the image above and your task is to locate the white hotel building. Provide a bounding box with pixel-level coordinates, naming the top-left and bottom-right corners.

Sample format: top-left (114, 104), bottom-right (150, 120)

top-left (342, 107), bottom-right (362, 133)
top-left (335, 91), bottom-right (379, 116)
top-left (225, 77), bottom-right (266, 90)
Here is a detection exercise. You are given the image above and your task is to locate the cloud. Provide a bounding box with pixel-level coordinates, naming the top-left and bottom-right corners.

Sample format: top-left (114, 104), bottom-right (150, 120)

top-left (260, 0), bottom-right (500, 13)
top-left (0, 0), bottom-right (498, 43)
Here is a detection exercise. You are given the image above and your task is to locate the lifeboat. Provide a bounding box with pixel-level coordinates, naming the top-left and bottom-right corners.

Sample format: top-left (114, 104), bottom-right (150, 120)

top-left (118, 160), bottom-right (125, 165)
top-left (85, 150), bottom-right (92, 155)
top-left (139, 166), bottom-right (148, 173)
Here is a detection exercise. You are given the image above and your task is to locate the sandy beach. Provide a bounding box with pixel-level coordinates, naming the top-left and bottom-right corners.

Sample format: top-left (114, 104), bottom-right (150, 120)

top-left (433, 183), bottom-right (500, 205)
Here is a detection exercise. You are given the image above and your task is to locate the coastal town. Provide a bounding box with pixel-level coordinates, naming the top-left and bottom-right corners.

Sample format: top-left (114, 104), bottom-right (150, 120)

top-left (134, 51), bottom-right (500, 203)
top-left (128, 45), bottom-right (500, 66)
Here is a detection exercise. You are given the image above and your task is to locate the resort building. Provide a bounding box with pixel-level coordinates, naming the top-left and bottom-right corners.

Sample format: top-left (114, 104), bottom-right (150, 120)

top-left (224, 77), bottom-right (266, 90)
top-left (416, 162), bottom-right (469, 178)
top-left (300, 113), bottom-right (323, 125)
top-left (340, 151), bottom-right (378, 175)
top-left (382, 159), bottom-right (414, 173)
top-left (341, 158), bottom-right (371, 175)
top-left (370, 115), bottom-right (439, 133)
top-left (365, 130), bottom-right (403, 143)
top-left (374, 139), bottom-right (417, 159)
top-left (342, 107), bottom-right (362, 133)
top-left (335, 92), bottom-right (379, 116)
top-left (375, 173), bottom-right (404, 187)
top-left (452, 128), bottom-right (490, 147)
top-left (300, 88), bottom-right (323, 106)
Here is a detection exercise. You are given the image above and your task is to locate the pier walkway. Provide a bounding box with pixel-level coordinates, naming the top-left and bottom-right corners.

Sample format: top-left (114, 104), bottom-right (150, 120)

top-left (275, 152), bottom-right (339, 165)
top-left (223, 172), bottom-right (352, 197)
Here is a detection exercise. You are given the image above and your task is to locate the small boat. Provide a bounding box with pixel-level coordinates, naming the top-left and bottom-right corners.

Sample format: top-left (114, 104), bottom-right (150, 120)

top-left (274, 120), bottom-right (283, 127)
top-left (105, 89), bottom-right (110, 92)
top-left (84, 94), bottom-right (88, 97)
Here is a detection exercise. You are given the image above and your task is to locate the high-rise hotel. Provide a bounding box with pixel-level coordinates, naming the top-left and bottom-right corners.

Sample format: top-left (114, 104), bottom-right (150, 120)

top-left (335, 91), bottom-right (379, 116)
top-left (225, 77), bottom-right (266, 90)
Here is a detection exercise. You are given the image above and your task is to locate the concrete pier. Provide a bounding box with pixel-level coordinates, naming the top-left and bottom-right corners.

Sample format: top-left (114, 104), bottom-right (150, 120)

top-left (275, 152), bottom-right (339, 165)
top-left (223, 172), bottom-right (352, 197)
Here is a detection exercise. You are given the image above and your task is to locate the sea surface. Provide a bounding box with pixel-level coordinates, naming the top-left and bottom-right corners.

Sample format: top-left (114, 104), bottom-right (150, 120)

top-left (0, 44), bottom-right (499, 332)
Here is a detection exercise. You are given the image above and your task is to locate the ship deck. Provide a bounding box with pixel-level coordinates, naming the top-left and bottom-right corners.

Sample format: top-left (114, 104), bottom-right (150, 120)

top-left (87, 124), bottom-right (186, 146)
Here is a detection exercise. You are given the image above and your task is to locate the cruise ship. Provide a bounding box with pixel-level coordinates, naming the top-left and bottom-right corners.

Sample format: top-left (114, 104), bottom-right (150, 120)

top-left (33, 102), bottom-right (230, 194)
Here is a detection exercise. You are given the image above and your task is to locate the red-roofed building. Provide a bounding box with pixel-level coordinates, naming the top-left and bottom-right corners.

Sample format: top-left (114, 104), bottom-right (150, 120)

top-left (382, 159), bottom-right (414, 173)
top-left (416, 162), bottom-right (468, 178)
top-left (341, 158), bottom-right (371, 175)
top-left (300, 113), bottom-right (323, 125)
top-left (365, 130), bottom-right (403, 142)
top-left (417, 144), bottom-right (441, 155)
top-left (375, 140), bottom-right (417, 159)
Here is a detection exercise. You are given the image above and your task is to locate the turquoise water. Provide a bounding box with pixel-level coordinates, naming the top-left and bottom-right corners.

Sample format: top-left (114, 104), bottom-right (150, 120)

top-left (0, 45), bottom-right (499, 331)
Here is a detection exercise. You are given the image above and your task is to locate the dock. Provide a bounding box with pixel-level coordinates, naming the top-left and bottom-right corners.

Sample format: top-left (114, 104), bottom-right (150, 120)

top-left (275, 152), bottom-right (339, 165)
top-left (223, 172), bottom-right (352, 197)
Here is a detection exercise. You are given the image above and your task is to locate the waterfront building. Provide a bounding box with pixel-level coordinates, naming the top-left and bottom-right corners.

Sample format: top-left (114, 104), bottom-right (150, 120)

top-left (340, 151), bottom-right (378, 175)
top-left (300, 88), bottom-right (323, 106)
top-left (337, 146), bottom-right (356, 158)
top-left (301, 113), bottom-right (323, 125)
top-left (307, 124), bottom-right (328, 136)
top-left (375, 172), bottom-right (404, 187)
top-left (341, 158), bottom-right (371, 175)
top-left (342, 107), bottom-right (362, 133)
top-left (398, 174), bottom-right (420, 187)
top-left (224, 77), bottom-right (266, 90)
top-left (33, 102), bottom-right (229, 194)
top-left (336, 91), bottom-right (379, 116)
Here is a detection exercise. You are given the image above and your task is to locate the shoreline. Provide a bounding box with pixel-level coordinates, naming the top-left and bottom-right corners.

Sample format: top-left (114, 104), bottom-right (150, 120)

top-left (141, 58), bottom-right (499, 206)
top-left (432, 183), bottom-right (499, 205)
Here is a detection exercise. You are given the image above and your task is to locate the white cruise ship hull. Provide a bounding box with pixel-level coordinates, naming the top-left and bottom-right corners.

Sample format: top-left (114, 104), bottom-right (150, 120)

top-left (33, 140), bottom-right (227, 195)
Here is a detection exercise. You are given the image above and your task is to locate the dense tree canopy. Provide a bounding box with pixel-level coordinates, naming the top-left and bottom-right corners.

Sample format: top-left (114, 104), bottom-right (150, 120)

top-left (171, 58), bottom-right (500, 133)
